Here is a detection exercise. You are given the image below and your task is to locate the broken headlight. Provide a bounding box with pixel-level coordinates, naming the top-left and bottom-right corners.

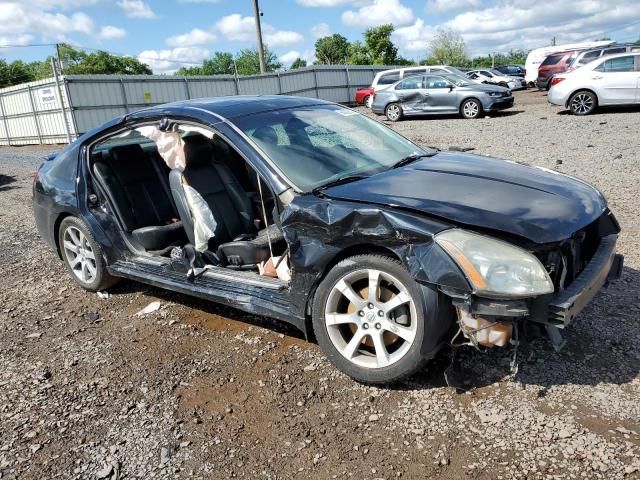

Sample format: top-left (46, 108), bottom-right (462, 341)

top-left (435, 229), bottom-right (554, 297)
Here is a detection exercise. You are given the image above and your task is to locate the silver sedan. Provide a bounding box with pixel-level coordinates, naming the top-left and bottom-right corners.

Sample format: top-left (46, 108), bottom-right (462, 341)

top-left (371, 73), bottom-right (514, 121)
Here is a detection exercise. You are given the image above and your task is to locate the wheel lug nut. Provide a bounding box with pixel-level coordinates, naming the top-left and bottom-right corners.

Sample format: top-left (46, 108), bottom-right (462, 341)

top-left (367, 303), bottom-right (374, 309)
top-left (358, 311), bottom-right (364, 317)
top-left (363, 323), bottom-right (369, 329)
top-left (377, 310), bottom-right (383, 317)
top-left (375, 323), bottom-right (381, 330)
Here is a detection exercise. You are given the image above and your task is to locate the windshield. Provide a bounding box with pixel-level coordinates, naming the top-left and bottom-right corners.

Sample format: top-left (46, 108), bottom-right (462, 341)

top-left (445, 66), bottom-right (467, 77)
top-left (441, 73), bottom-right (472, 87)
top-left (234, 105), bottom-right (427, 191)
top-left (490, 69), bottom-right (506, 76)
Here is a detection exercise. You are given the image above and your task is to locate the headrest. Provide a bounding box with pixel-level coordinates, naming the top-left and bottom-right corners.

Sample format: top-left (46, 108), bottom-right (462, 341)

top-left (109, 144), bottom-right (145, 165)
top-left (252, 126), bottom-right (278, 145)
top-left (183, 134), bottom-right (213, 168)
top-left (285, 117), bottom-right (309, 134)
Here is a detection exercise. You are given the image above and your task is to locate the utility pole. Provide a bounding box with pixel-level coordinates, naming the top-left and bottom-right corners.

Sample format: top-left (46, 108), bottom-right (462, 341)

top-left (551, 36), bottom-right (556, 46)
top-left (252, 0), bottom-right (266, 74)
top-left (55, 43), bottom-right (63, 74)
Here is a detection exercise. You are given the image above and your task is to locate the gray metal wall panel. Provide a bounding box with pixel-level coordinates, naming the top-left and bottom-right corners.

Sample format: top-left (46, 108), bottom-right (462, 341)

top-left (74, 107), bottom-right (127, 134)
top-left (186, 78), bottom-right (237, 98)
top-left (238, 75), bottom-right (280, 95)
top-left (68, 81), bottom-right (123, 107)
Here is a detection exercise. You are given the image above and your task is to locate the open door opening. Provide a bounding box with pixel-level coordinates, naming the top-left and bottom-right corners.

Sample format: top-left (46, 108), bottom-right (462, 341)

top-left (89, 121), bottom-right (290, 282)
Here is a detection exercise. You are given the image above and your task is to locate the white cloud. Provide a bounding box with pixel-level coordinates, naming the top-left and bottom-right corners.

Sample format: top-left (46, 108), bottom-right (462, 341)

top-left (279, 50), bottom-right (301, 64)
top-left (215, 13), bottom-right (303, 47)
top-left (117, 0), bottom-right (156, 19)
top-left (177, 0), bottom-right (221, 3)
top-left (442, 0), bottom-right (640, 55)
top-left (296, 0), bottom-right (361, 6)
top-left (137, 46), bottom-right (210, 74)
top-left (342, 0), bottom-right (415, 28)
top-left (0, 3), bottom-right (94, 39)
top-left (425, 0), bottom-right (480, 14)
top-left (97, 25), bottom-right (126, 40)
top-left (166, 28), bottom-right (216, 47)
top-left (311, 22), bottom-right (331, 38)
top-left (0, 34), bottom-right (34, 46)
top-left (393, 18), bottom-right (436, 53)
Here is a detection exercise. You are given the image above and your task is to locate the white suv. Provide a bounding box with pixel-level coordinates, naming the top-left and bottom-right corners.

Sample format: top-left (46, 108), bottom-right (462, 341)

top-left (548, 53), bottom-right (640, 115)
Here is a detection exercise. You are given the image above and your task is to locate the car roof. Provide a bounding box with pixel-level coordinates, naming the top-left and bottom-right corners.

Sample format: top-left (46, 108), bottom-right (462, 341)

top-left (129, 95), bottom-right (333, 121)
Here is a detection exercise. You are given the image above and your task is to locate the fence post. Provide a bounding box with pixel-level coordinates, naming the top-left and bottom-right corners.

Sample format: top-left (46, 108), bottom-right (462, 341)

top-left (312, 67), bottom-right (319, 99)
top-left (0, 94), bottom-right (11, 146)
top-left (277, 71), bottom-right (282, 95)
top-left (119, 78), bottom-right (129, 113)
top-left (345, 64), bottom-right (352, 104)
top-left (26, 85), bottom-right (43, 144)
top-left (184, 77), bottom-right (191, 99)
top-left (63, 78), bottom-right (79, 140)
top-left (51, 58), bottom-right (72, 144)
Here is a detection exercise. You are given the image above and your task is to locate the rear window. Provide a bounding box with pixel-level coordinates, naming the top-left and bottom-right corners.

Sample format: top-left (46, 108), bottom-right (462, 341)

top-left (377, 72), bottom-right (400, 85)
top-left (541, 54), bottom-right (563, 66)
top-left (595, 56), bottom-right (635, 72)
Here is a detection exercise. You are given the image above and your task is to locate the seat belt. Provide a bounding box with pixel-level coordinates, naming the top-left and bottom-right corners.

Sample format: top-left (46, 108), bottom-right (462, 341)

top-left (257, 173), bottom-right (274, 260)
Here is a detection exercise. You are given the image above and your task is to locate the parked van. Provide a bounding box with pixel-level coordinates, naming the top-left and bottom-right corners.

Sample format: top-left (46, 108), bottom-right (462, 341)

top-left (567, 43), bottom-right (640, 72)
top-left (524, 40), bottom-right (614, 85)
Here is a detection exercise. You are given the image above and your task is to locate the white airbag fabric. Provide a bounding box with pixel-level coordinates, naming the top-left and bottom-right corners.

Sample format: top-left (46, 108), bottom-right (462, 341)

top-left (183, 184), bottom-right (217, 252)
top-left (137, 126), bottom-right (186, 171)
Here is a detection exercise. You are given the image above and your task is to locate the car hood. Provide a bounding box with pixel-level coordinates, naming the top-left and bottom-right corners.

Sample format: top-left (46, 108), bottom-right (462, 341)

top-left (323, 152), bottom-right (607, 244)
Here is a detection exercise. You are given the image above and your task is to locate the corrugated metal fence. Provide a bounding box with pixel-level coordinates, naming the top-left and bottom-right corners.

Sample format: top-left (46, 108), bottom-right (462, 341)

top-left (0, 65), bottom-right (391, 146)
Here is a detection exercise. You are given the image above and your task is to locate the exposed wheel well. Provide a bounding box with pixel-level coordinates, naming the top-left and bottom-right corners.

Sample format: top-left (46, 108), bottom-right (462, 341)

top-left (566, 88), bottom-right (599, 108)
top-left (303, 244), bottom-right (402, 338)
top-left (53, 212), bottom-right (73, 259)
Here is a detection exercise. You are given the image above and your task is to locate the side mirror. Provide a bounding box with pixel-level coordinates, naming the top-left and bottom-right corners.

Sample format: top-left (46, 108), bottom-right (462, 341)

top-left (448, 85), bottom-right (455, 92)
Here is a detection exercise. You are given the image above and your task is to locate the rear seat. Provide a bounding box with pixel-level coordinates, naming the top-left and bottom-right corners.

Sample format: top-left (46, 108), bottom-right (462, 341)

top-left (93, 144), bottom-right (186, 251)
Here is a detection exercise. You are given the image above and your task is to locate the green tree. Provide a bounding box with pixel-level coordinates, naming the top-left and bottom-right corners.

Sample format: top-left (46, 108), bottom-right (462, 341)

top-left (178, 52), bottom-right (235, 76)
top-left (426, 27), bottom-right (468, 66)
top-left (347, 41), bottom-right (370, 65)
top-left (290, 58), bottom-right (307, 69)
top-left (234, 47), bottom-right (281, 75)
top-left (315, 34), bottom-right (350, 64)
top-left (363, 24), bottom-right (398, 64)
top-left (55, 43), bottom-right (151, 75)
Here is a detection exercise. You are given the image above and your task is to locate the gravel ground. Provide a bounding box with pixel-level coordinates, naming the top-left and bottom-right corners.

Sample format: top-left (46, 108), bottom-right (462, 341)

top-left (0, 90), bottom-right (639, 480)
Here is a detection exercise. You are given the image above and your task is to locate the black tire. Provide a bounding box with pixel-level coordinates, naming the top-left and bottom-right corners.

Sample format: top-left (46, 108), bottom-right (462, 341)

top-left (568, 90), bottom-right (597, 115)
top-left (460, 98), bottom-right (482, 119)
top-left (58, 216), bottom-right (119, 292)
top-left (384, 102), bottom-right (403, 122)
top-left (312, 254), bottom-right (442, 384)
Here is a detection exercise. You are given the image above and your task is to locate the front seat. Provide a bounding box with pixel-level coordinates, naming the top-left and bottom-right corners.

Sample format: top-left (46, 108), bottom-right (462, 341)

top-left (93, 144), bottom-right (186, 252)
top-left (169, 134), bottom-right (283, 267)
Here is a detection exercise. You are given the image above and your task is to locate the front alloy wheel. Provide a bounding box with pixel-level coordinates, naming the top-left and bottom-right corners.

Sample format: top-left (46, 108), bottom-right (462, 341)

top-left (461, 98), bottom-right (482, 119)
top-left (313, 254), bottom-right (434, 384)
top-left (569, 90), bottom-right (596, 115)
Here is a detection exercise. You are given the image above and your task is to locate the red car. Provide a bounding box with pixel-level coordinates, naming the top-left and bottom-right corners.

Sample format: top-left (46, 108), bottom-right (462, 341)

top-left (537, 50), bottom-right (581, 90)
top-left (355, 87), bottom-right (374, 107)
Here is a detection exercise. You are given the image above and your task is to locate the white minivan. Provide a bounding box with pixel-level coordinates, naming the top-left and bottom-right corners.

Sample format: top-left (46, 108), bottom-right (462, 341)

top-left (367, 65), bottom-right (470, 107)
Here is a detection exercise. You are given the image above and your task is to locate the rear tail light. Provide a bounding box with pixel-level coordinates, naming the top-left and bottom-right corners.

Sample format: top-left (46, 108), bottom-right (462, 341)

top-left (33, 165), bottom-right (41, 191)
top-left (550, 77), bottom-right (566, 87)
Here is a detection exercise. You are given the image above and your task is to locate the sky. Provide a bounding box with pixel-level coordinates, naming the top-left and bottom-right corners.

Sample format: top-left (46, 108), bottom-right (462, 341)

top-left (1, 0), bottom-right (639, 73)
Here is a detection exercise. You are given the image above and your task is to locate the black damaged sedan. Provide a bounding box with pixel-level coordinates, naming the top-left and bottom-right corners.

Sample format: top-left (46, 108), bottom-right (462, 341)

top-left (33, 95), bottom-right (623, 384)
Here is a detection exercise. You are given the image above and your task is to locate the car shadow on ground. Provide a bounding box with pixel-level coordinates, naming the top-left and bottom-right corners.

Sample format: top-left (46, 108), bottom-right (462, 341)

top-left (0, 174), bottom-right (17, 192)
top-left (104, 263), bottom-right (638, 392)
top-left (384, 110), bottom-right (524, 123)
top-left (396, 265), bottom-right (640, 393)
top-left (557, 104), bottom-right (640, 116)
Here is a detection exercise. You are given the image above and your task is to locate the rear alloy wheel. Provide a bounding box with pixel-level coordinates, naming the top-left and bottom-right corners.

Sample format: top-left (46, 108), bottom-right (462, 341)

top-left (363, 95), bottom-right (372, 108)
top-left (312, 255), bottom-right (431, 384)
top-left (569, 90), bottom-right (597, 115)
top-left (461, 98), bottom-right (482, 119)
top-left (59, 216), bottom-right (118, 292)
top-left (385, 103), bottom-right (403, 122)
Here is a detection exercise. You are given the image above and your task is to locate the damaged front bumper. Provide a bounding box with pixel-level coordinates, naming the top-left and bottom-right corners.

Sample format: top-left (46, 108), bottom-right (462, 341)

top-left (447, 234), bottom-right (623, 350)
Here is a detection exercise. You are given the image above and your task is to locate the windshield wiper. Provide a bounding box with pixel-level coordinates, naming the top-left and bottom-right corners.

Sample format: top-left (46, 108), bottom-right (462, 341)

top-left (312, 175), bottom-right (368, 196)
top-left (391, 151), bottom-right (438, 169)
